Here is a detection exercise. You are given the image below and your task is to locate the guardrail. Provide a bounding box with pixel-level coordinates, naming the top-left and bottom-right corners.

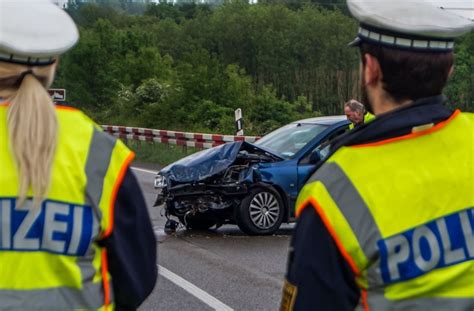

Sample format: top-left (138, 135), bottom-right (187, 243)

top-left (102, 125), bottom-right (260, 149)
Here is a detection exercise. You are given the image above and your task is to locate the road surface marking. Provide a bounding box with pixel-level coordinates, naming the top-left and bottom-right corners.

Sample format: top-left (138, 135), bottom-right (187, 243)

top-left (158, 265), bottom-right (233, 311)
top-left (131, 167), bottom-right (157, 174)
top-left (137, 167), bottom-right (231, 309)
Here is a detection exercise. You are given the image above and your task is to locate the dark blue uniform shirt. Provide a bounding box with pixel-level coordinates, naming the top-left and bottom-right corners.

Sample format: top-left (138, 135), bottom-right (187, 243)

top-left (100, 168), bottom-right (157, 310)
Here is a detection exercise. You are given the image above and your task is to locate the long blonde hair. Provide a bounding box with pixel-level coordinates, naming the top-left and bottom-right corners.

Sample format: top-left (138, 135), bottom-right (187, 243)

top-left (0, 61), bottom-right (58, 206)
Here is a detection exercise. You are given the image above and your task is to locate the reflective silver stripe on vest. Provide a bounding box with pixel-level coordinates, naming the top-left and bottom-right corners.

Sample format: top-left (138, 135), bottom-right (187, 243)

top-left (355, 296), bottom-right (474, 311)
top-left (0, 281), bottom-right (113, 310)
top-left (309, 162), bottom-right (384, 285)
top-left (85, 128), bottom-right (117, 217)
top-left (308, 163), bottom-right (381, 257)
top-left (82, 128), bottom-right (118, 305)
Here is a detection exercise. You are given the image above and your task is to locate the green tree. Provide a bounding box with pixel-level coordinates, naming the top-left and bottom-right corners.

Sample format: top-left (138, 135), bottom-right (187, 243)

top-left (55, 0), bottom-right (472, 139)
top-left (445, 32), bottom-right (474, 112)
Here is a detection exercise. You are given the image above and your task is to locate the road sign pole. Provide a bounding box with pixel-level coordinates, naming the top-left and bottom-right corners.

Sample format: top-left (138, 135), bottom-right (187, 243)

top-left (235, 108), bottom-right (244, 136)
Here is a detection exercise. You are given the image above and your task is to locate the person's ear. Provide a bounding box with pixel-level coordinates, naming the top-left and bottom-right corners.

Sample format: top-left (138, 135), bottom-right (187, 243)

top-left (363, 53), bottom-right (382, 86)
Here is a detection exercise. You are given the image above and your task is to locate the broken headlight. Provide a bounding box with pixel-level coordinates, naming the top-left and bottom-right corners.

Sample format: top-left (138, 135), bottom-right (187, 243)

top-left (154, 175), bottom-right (168, 189)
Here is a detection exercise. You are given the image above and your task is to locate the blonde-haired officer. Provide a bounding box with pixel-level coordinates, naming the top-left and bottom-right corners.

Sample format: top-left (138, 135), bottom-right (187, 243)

top-left (282, 0), bottom-right (473, 310)
top-left (0, 1), bottom-right (156, 309)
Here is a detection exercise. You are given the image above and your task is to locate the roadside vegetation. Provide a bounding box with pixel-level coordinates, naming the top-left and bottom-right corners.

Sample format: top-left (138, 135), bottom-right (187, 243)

top-left (126, 141), bottom-right (199, 165)
top-left (56, 1), bottom-right (474, 164)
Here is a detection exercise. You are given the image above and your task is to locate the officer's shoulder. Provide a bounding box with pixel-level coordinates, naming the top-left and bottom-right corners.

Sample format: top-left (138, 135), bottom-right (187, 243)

top-left (55, 104), bottom-right (111, 136)
top-left (458, 112), bottom-right (474, 132)
top-left (55, 104), bottom-right (98, 125)
top-left (460, 111), bottom-right (474, 121)
top-left (55, 103), bottom-right (85, 116)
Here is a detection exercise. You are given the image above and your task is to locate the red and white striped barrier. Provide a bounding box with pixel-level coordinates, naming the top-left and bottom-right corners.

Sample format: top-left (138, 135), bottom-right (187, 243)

top-left (102, 125), bottom-right (260, 149)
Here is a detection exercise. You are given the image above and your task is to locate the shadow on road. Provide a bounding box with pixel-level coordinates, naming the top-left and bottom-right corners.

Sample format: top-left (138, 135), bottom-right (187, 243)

top-left (155, 223), bottom-right (294, 242)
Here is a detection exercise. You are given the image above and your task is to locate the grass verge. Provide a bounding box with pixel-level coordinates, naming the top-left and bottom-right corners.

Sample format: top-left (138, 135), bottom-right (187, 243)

top-left (125, 141), bottom-right (200, 166)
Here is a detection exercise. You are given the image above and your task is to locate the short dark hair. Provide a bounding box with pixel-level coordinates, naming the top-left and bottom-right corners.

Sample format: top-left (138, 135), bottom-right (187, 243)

top-left (359, 43), bottom-right (453, 102)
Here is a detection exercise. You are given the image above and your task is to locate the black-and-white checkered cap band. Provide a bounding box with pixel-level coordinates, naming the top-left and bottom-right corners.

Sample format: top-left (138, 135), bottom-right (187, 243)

top-left (0, 52), bottom-right (56, 66)
top-left (350, 26), bottom-right (455, 51)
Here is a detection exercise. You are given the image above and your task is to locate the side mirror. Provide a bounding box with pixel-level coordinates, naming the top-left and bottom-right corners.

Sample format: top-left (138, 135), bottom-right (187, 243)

top-left (309, 150), bottom-right (322, 164)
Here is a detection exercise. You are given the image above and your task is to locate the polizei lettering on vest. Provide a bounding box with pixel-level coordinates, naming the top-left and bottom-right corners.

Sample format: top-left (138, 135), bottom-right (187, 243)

top-left (0, 198), bottom-right (94, 256)
top-left (378, 207), bottom-right (474, 284)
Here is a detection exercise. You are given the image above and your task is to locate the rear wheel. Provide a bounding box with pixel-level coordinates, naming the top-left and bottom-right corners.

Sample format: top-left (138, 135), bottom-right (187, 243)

top-left (179, 214), bottom-right (216, 230)
top-left (236, 186), bottom-right (284, 235)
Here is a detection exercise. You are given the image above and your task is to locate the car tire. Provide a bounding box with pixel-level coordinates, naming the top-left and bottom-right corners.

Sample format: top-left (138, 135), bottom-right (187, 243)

top-left (178, 214), bottom-right (216, 230)
top-left (236, 186), bottom-right (284, 235)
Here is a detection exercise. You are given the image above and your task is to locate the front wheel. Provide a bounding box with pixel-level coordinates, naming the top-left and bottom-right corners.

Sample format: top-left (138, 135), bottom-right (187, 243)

top-left (236, 187), bottom-right (284, 235)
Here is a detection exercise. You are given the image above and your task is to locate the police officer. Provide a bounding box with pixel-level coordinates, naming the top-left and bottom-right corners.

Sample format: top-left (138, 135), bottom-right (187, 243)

top-left (0, 1), bottom-right (156, 309)
top-left (344, 99), bottom-right (375, 129)
top-left (281, 1), bottom-right (473, 310)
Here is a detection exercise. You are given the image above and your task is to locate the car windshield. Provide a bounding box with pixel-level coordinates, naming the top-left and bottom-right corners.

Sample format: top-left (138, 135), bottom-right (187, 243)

top-left (254, 123), bottom-right (328, 158)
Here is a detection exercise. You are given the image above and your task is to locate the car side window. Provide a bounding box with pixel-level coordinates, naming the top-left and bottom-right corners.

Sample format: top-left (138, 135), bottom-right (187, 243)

top-left (299, 126), bottom-right (349, 165)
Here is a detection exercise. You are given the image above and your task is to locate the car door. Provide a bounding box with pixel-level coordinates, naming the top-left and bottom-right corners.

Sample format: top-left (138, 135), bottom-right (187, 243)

top-left (256, 159), bottom-right (299, 211)
top-left (296, 125), bottom-right (349, 193)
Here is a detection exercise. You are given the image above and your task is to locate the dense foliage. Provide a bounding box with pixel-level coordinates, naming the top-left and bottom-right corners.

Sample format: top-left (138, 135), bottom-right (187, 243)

top-left (55, 1), bottom-right (474, 135)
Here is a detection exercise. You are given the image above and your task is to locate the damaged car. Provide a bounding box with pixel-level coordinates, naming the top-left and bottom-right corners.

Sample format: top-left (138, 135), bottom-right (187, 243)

top-left (154, 116), bottom-right (349, 235)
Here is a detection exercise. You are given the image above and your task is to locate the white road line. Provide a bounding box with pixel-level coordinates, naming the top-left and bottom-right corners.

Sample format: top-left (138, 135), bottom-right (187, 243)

top-left (139, 167), bottom-right (231, 309)
top-left (158, 265), bottom-right (233, 311)
top-left (131, 167), bottom-right (157, 175)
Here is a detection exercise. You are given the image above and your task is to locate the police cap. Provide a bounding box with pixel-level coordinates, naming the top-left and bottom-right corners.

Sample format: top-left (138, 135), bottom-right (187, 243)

top-left (347, 0), bottom-right (474, 52)
top-left (0, 0), bottom-right (79, 66)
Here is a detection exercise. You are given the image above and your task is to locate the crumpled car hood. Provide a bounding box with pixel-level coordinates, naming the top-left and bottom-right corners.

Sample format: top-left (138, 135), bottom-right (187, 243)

top-left (160, 141), bottom-right (279, 183)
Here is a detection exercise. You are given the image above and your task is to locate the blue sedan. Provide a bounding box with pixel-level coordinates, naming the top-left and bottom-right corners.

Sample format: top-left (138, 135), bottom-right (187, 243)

top-left (154, 116), bottom-right (349, 235)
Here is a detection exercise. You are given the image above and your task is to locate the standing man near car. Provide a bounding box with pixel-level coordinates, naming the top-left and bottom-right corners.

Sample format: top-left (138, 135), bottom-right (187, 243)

top-left (0, 1), bottom-right (157, 309)
top-left (281, 0), bottom-right (473, 310)
top-left (344, 99), bottom-right (374, 129)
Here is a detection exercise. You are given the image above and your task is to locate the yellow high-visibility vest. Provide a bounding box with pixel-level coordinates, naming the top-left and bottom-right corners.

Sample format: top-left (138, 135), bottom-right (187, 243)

top-left (364, 112), bottom-right (375, 123)
top-left (297, 110), bottom-right (474, 310)
top-left (0, 102), bottom-right (134, 310)
top-left (349, 112), bottom-right (375, 130)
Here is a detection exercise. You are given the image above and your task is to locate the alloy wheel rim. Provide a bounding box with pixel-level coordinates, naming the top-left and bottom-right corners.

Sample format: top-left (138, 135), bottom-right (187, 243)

top-left (249, 192), bottom-right (280, 229)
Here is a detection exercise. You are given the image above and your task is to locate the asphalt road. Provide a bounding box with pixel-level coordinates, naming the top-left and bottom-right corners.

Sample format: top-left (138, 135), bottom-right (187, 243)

top-left (131, 165), bottom-right (294, 311)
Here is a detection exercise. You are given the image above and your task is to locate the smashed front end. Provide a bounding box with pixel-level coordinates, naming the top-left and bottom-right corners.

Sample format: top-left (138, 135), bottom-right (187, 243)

top-left (154, 142), bottom-right (281, 228)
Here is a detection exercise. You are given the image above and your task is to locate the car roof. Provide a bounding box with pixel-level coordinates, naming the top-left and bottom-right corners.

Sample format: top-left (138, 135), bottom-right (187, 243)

top-left (291, 115), bottom-right (347, 125)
